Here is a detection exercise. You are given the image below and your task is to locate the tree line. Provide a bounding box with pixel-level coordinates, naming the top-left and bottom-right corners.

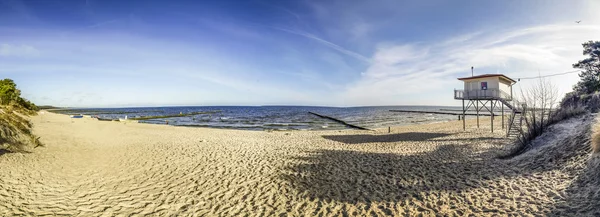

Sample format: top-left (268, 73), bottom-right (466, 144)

top-left (0, 79), bottom-right (39, 112)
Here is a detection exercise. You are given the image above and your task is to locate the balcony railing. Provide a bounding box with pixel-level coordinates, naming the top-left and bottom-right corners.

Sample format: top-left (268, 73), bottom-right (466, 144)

top-left (454, 88), bottom-right (512, 101)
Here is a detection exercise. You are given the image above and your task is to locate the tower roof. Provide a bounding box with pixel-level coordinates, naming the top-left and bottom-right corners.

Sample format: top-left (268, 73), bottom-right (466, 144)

top-left (457, 74), bottom-right (516, 83)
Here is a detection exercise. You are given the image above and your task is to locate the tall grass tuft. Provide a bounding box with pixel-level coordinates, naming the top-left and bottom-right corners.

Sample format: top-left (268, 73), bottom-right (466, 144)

top-left (0, 107), bottom-right (42, 152)
top-left (502, 91), bottom-right (600, 158)
top-left (501, 104), bottom-right (587, 159)
top-left (561, 91), bottom-right (600, 112)
top-left (587, 93), bottom-right (600, 113)
top-left (593, 118), bottom-right (600, 154)
top-left (0, 78), bottom-right (40, 153)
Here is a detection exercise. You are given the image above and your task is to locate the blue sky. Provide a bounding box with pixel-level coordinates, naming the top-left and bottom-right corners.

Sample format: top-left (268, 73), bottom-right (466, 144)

top-left (1, 0), bottom-right (599, 107)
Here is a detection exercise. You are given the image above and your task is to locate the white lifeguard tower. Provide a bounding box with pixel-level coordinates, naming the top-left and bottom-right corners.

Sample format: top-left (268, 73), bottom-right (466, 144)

top-left (454, 74), bottom-right (521, 136)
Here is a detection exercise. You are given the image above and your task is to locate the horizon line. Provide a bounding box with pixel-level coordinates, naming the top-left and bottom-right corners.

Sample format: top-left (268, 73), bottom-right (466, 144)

top-left (42, 104), bottom-right (461, 109)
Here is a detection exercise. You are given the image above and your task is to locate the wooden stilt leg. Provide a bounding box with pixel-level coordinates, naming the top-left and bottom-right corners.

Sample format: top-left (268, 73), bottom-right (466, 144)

top-left (476, 100), bottom-right (479, 128)
top-left (462, 99), bottom-right (466, 130)
top-left (502, 102), bottom-right (504, 129)
top-left (490, 100), bottom-right (494, 133)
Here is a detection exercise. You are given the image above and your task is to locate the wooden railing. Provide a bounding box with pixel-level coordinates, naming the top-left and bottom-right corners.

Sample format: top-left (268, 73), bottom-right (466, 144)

top-left (454, 88), bottom-right (512, 100)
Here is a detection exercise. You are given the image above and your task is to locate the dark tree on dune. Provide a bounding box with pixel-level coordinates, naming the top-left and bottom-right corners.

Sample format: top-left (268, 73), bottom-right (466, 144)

top-left (573, 41), bottom-right (600, 94)
top-left (0, 79), bottom-right (38, 112)
top-left (0, 79), bottom-right (21, 105)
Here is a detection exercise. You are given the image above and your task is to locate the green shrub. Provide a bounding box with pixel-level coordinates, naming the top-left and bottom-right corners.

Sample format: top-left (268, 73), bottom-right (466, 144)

top-left (0, 79), bottom-right (40, 152)
top-left (0, 79), bottom-right (38, 114)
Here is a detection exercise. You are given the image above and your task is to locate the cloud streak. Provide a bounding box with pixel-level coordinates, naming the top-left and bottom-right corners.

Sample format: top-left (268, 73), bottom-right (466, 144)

top-left (341, 24), bottom-right (600, 105)
top-left (0, 28), bottom-right (325, 107)
top-left (0, 44), bottom-right (40, 57)
top-left (2, 0), bottom-right (600, 107)
top-left (272, 27), bottom-right (371, 63)
top-left (60, 19), bottom-right (120, 36)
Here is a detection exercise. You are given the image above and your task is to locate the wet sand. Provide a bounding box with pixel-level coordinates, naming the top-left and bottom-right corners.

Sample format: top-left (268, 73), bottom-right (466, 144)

top-left (0, 111), bottom-right (596, 216)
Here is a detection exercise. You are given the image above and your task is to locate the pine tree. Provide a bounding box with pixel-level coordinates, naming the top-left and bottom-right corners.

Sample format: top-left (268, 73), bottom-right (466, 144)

top-left (573, 41), bottom-right (600, 94)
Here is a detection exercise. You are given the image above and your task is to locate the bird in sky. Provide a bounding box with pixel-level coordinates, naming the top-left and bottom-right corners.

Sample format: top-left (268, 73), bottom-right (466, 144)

top-left (575, 20), bottom-right (581, 23)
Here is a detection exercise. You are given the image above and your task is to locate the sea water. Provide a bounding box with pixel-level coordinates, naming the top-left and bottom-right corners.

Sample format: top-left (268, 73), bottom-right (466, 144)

top-left (54, 106), bottom-right (462, 131)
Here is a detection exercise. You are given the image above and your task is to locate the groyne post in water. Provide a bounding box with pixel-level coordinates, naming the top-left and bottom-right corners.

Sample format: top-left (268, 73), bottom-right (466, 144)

top-left (308, 112), bottom-right (370, 130)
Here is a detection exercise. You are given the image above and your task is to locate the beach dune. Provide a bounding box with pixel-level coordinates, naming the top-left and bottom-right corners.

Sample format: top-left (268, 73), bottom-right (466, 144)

top-left (0, 111), bottom-right (596, 216)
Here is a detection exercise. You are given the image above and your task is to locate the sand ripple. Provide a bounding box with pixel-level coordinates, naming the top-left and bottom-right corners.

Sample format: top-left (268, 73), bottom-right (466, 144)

top-left (0, 112), bottom-right (597, 216)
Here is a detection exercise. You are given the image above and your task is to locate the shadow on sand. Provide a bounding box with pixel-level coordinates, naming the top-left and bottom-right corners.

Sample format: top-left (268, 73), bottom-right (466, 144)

top-left (278, 137), bottom-right (577, 208)
top-left (0, 149), bottom-right (13, 156)
top-left (546, 120), bottom-right (600, 216)
top-left (279, 144), bottom-right (512, 205)
top-left (550, 157), bottom-right (600, 216)
top-left (281, 115), bottom-right (600, 215)
top-left (0, 148), bottom-right (31, 157)
top-left (322, 132), bottom-right (452, 144)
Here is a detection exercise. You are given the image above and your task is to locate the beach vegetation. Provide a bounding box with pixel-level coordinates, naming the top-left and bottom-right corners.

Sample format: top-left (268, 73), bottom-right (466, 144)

top-left (37, 105), bottom-right (61, 110)
top-left (593, 118), bottom-right (600, 154)
top-left (503, 41), bottom-right (600, 158)
top-left (572, 41), bottom-right (600, 95)
top-left (0, 79), bottom-right (41, 153)
top-left (0, 79), bottom-right (39, 115)
top-left (0, 106), bottom-right (43, 152)
top-left (502, 77), bottom-right (559, 158)
top-left (560, 91), bottom-right (600, 113)
top-left (503, 92), bottom-right (595, 158)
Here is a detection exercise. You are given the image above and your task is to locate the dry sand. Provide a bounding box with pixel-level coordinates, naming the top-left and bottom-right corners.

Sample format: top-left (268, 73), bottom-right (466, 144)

top-left (0, 111), bottom-right (597, 216)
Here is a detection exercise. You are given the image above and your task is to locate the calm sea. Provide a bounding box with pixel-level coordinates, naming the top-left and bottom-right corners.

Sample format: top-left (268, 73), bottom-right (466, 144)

top-left (54, 106), bottom-right (463, 131)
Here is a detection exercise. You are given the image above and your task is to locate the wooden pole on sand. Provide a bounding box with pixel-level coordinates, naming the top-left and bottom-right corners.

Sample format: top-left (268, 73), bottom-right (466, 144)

top-left (462, 99), bottom-right (466, 130)
top-left (476, 100), bottom-right (479, 128)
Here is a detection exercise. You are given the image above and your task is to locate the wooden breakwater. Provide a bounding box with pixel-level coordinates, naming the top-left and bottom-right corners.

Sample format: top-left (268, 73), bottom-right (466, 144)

top-left (52, 109), bottom-right (164, 115)
top-left (308, 112), bottom-right (370, 130)
top-left (389, 110), bottom-right (499, 116)
top-left (129, 111), bottom-right (221, 121)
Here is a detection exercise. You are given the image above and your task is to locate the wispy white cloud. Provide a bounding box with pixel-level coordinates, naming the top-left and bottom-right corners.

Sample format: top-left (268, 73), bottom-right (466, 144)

top-left (60, 19), bottom-right (120, 36)
top-left (272, 27), bottom-right (371, 63)
top-left (195, 18), bottom-right (263, 39)
top-left (0, 0), bottom-right (37, 21)
top-left (350, 21), bottom-right (372, 40)
top-left (257, 1), bottom-right (303, 24)
top-left (342, 24), bottom-right (600, 105)
top-left (3, 0), bottom-right (600, 107)
top-left (0, 29), bottom-right (321, 107)
top-left (0, 44), bottom-right (40, 57)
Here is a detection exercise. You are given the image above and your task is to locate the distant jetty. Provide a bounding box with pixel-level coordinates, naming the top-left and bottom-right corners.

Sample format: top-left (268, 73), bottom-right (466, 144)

top-left (51, 109), bottom-right (165, 115)
top-left (129, 111), bottom-right (221, 121)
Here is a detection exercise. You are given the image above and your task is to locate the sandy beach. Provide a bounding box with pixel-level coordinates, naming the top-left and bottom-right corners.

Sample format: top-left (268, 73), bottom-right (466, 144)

top-left (0, 111), bottom-right (597, 216)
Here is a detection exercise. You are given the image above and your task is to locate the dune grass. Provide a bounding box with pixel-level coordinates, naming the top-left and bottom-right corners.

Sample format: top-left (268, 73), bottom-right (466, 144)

top-left (0, 106), bottom-right (42, 152)
top-left (593, 118), bottom-right (600, 154)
